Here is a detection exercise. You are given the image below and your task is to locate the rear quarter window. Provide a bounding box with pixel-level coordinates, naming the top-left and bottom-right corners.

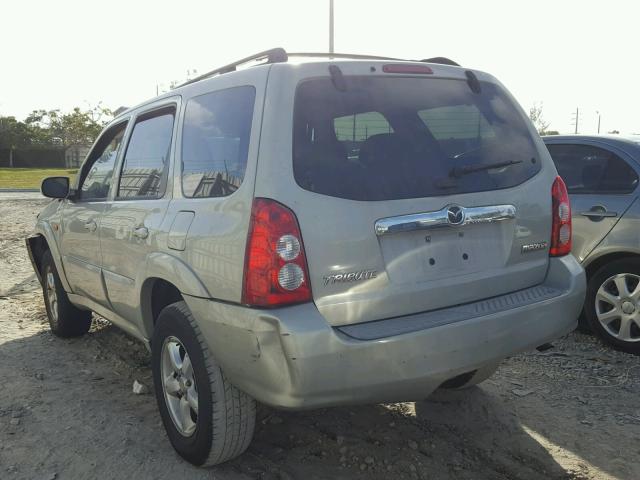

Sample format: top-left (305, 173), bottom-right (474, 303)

top-left (293, 76), bottom-right (541, 201)
top-left (181, 86), bottom-right (256, 198)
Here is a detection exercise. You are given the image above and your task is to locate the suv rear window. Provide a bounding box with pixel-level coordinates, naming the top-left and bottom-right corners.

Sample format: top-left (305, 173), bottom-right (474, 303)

top-left (293, 76), bottom-right (540, 201)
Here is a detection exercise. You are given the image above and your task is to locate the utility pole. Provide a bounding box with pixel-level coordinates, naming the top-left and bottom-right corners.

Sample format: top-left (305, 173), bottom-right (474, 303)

top-left (329, 0), bottom-right (334, 54)
top-left (596, 110), bottom-right (601, 134)
top-left (571, 107), bottom-right (580, 134)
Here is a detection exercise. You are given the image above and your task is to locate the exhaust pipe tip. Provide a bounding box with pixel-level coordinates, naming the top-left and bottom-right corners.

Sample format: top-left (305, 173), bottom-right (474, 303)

top-left (536, 343), bottom-right (554, 352)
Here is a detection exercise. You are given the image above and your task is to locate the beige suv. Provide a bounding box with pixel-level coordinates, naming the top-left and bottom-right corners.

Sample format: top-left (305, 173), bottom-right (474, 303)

top-left (27, 49), bottom-right (586, 466)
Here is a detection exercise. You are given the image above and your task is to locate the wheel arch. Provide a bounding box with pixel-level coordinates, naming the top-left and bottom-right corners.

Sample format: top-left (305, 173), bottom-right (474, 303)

top-left (26, 234), bottom-right (48, 285)
top-left (140, 277), bottom-right (185, 338)
top-left (139, 253), bottom-right (211, 339)
top-left (26, 226), bottom-right (72, 292)
top-left (583, 250), bottom-right (640, 279)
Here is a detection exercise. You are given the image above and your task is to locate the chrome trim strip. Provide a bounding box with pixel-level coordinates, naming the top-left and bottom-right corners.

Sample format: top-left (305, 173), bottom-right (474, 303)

top-left (374, 205), bottom-right (517, 236)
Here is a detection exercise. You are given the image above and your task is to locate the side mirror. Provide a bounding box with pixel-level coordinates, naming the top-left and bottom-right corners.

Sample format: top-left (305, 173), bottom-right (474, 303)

top-left (41, 176), bottom-right (70, 199)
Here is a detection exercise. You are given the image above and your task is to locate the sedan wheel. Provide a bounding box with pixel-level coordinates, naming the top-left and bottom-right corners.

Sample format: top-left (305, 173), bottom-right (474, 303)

top-left (595, 273), bottom-right (640, 342)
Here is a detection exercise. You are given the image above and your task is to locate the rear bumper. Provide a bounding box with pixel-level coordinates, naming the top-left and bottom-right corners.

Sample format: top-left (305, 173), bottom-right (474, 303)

top-left (185, 255), bottom-right (585, 409)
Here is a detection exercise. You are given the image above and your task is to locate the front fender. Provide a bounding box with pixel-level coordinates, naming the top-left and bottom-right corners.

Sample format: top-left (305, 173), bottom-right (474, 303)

top-left (29, 221), bottom-right (72, 293)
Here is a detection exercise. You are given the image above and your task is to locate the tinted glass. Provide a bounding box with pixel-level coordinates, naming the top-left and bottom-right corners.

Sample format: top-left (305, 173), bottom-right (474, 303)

top-left (547, 144), bottom-right (638, 194)
top-left (419, 105), bottom-right (495, 142)
top-left (181, 86), bottom-right (256, 198)
top-left (79, 123), bottom-right (127, 201)
top-left (118, 109), bottom-right (175, 198)
top-left (293, 77), bottom-right (540, 201)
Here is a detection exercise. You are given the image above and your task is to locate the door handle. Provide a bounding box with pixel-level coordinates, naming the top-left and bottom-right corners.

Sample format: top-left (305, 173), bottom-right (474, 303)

top-left (133, 226), bottom-right (149, 239)
top-left (83, 220), bottom-right (97, 232)
top-left (579, 210), bottom-right (618, 219)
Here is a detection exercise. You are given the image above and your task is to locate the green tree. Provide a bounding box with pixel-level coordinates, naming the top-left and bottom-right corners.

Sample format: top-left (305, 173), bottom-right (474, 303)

top-left (24, 104), bottom-right (112, 147)
top-left (528, 102), bottom-right (551, 135)
top-left (0, 116), bottom-right (36, 148)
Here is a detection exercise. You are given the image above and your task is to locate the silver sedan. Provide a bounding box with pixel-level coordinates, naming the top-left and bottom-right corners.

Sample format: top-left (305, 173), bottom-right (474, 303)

top-left (544, 135), bottom-right (640, 354)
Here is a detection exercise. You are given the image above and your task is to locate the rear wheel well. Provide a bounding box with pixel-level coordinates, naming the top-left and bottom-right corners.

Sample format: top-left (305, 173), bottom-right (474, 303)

top-left (585, 252), bottom-right (640, 279)
top-left (142, 278), bottom-right (183, 336)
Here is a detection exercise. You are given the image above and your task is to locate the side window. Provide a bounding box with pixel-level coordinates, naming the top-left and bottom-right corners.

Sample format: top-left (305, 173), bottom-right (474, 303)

top-left (78, 122), bottom-right (127, 201)
top-left (547, 144), bottom-right (638, 194)
top-left (181, 86), bottom-right (256, 198)
top-left (117, 107), bottom-right (176, 198)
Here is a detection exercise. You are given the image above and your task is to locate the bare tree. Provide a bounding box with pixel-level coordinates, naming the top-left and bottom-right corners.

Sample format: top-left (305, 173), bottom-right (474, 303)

top-left (528, 102), bottom-right (551, 135)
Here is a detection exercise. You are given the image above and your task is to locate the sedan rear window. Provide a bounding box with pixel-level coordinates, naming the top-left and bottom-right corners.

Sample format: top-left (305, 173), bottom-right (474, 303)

top-left (293, 76), bottom-right (541, 201)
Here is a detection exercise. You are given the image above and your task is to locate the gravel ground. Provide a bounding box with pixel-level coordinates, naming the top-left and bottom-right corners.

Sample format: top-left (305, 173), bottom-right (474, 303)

top-left (1, 199), bottom-right (639, 480)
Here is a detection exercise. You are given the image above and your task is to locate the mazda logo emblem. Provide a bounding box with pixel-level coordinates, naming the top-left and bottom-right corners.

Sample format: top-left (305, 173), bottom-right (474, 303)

top-left (447, 205), bottom-right (465, 225)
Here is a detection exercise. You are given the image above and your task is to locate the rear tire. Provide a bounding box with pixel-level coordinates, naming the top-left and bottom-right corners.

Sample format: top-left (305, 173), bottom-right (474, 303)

top-left (151, 301), bottom-right (256, 466)
top-left (40, 250), bottom-right (92, 337)
top-left (584, 258), bottom-right (640, 355)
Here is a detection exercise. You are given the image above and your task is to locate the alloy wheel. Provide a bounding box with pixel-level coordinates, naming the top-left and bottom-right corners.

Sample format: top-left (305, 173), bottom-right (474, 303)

top-left (595, 273), bottom-right (640, 342)
top-left (161, 336), bottom-right (199, 436)
top-left (45, 268), bottom-right (59, 325)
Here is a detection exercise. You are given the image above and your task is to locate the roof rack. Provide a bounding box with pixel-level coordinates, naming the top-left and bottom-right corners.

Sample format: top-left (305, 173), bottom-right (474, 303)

top-left (287, 52), bottom-right (407, 62)
top-left (177, 48), bottom-right (288, 87)
top-left (176, 48), bottom-right (461, 89)
top-left (421, 56), bottom-right (460, 67)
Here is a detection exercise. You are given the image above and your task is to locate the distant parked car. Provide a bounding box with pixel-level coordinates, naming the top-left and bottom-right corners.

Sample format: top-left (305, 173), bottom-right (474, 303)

top-left (544, 135), bottom-right (640, 353)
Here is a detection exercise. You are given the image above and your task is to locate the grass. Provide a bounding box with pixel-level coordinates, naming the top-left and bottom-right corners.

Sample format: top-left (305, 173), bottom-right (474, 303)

top-left (0, 168), bottom-right (77, 189)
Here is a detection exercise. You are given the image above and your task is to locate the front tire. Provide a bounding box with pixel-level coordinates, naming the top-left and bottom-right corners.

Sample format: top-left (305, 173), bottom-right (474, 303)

top-left (151, 301), bottom-right (256, 466)
top-left (584, 258), bottom-right (640, 355)
top-left (40, 250), bottom-right (92, 337)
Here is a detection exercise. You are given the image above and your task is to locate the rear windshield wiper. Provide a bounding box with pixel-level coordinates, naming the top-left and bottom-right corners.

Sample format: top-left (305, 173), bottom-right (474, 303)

top-left (449, 159), bottom-right (524, 179)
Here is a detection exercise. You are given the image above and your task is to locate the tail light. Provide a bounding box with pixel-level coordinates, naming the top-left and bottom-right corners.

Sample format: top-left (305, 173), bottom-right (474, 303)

top-left (382, 64), bottom-right (433, 74)
top-left (242, 198), bottom-right (312, 307)
top-left (550, 176), bottom-right (572, 256)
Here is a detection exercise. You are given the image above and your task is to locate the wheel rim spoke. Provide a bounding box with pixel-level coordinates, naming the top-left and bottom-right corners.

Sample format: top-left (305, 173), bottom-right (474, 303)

top-left (596, 308), bottom-right (620, 324)
top-left (596, 289), bottom-right (618, 307)
top-left (618, 317), bottom-right (633, 340)
top-left (179, 396), bottom-right (196, 432)
top-left (167, 342), bottom-right (183, 373)
top-left (182, 353), bottom-right (193, 378)
top-left (186, 387), bottom-right (199, 415)
top-left (46, 270), bottom-right (58, 322)
top-left (629, 282), bottom-right (640, 300)
top-left (614, 275), bottom-right (630, 297)
top-left (164, 375), bottom-right (181, 397)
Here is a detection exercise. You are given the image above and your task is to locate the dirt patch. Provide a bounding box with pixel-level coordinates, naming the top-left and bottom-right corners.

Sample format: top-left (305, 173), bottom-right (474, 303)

top-left (1, 199), bottom-right (639, 480)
